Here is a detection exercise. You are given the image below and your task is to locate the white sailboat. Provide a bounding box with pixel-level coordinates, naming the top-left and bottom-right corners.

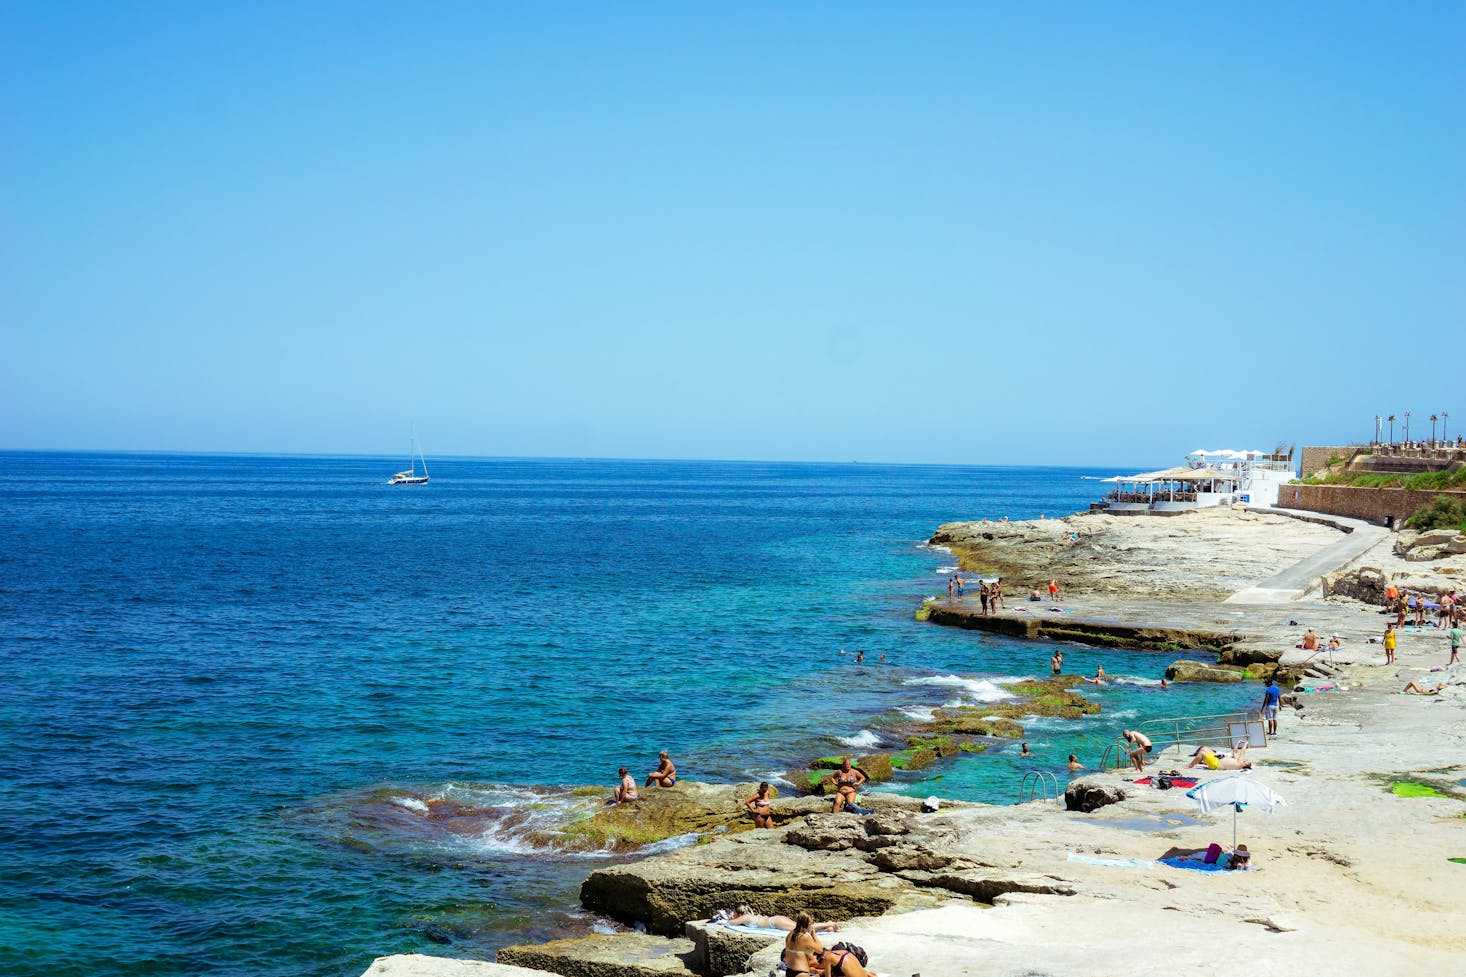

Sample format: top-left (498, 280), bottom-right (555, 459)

top-left (388, 434), bottom-right (430, 485)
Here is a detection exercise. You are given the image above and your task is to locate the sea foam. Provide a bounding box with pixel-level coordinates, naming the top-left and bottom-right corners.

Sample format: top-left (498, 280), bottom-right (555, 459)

top-left (905, 674), bottom-right (1015, 704)
top-left (837, 729), bottom-right (882, 749)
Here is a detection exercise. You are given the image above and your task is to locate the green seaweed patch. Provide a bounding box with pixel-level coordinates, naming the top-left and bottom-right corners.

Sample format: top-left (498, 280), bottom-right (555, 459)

top-left (1392, 782), bottom-right (1447, 799)
top-left (891, 748), bottom-right (938, 771)
top-left (1367, 773), bottom-right (1466, 800)
top-left (809, 756), bottom-right (849, 770)
top-left (569, 786), bottom-right (606, 797)
top-left (929, 712), bottom-right (1026, 739)
top-left (905, 735), bottom-right (964, 758)
top-left (915, 603), bottom-right (932, 622)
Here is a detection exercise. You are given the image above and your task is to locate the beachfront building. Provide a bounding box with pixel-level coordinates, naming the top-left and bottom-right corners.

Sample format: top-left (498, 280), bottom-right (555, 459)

top-left (1101, 450), bottom-right (1295, 515)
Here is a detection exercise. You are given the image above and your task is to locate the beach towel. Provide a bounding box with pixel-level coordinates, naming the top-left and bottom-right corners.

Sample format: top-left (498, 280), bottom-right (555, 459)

top-left (1066, 853), bottom-right (1155, 869)
top-left (1161, 853), bottom-right (1233, 872)
top-left (719, 923), bottom-right (788, 936)
top-left (1134, 776), bottom-right (1198, 788)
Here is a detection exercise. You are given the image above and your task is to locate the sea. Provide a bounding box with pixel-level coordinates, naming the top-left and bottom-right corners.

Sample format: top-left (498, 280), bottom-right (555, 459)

top-left (0, 453), bottom-right (1256, 977)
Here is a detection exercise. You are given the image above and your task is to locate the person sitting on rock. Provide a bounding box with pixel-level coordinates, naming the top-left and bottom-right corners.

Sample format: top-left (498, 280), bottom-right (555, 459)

top-left (782, 912), bottom-right (826, 977)
top-left (823, 941), bottom-right (876, 977)
top-left (611, 766), bottom-right (638, 805)
top-left (828, 758), bottom-right (866, 813)
top-left (645, 750), bottom-right (677, 788)
top-left (723, 905), bottom-right (840, 933)
top-left (1299, 628), bottom-right (1318, 650)
top-left (744, 782), bottom-right (774, 828)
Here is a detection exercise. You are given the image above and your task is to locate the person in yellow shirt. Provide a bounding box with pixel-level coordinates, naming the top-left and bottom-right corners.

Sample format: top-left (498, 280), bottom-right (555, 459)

top-left (1383, 623), bottom-right (1397, 665)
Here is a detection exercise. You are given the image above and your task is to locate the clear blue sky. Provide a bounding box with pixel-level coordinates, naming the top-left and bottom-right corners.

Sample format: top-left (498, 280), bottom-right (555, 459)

top-left (4, 2), bottom-right (1462, 465)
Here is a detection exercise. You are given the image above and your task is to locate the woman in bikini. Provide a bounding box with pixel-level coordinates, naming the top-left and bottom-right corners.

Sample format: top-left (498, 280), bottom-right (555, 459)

top-left (645, 750), bottom-right (677, 788)
top-left (782, 912), bottom-right (825, 977)
top-left (823, 941), bottom-right (877, 977)
top-left (612, 767), bottom-right (638, 804)
top-left (744, 782), bottom-right (774, 828)
top-left (829, 758), bottom-right (866, 813)
top-left (724, 905), bottom-right (839, 933)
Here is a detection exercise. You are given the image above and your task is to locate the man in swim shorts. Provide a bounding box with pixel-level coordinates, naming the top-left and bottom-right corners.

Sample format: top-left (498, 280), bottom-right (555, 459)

top-left (1120, 729), bottom-right (1152, 772)
top-left (1448, 623), bottom-right (1461, 666)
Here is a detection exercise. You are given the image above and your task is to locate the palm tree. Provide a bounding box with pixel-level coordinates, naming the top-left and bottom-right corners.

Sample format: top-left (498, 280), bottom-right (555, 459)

top-left (1405, 411), bottom-right (1412, 443)
top-left (1431, 414), bottom-right (1439, 444)
top-left (1388, 414), bottom-right (1396, 443)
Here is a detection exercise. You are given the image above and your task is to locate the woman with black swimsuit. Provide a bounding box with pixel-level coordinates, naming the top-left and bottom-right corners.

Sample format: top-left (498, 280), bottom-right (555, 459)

top-left (830, 758), bottom-right (866, 813)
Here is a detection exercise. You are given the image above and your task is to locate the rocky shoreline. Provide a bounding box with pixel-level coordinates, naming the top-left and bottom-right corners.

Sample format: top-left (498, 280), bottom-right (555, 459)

top-left (361, 509), bottom-right (1466, 977)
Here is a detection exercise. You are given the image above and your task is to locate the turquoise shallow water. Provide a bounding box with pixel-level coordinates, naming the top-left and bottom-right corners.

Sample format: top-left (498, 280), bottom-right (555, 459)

top-left (0, 453), bottom-right (1253, 977)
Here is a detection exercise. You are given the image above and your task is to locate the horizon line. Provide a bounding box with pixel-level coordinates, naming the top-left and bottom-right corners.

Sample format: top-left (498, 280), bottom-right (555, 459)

top-left (0, 446), bottom-right (1154, 471)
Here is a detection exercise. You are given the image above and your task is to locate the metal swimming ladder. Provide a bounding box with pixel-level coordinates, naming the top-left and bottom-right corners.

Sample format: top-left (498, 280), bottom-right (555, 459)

top-left (1017, 769), bottom-right (1061, 804)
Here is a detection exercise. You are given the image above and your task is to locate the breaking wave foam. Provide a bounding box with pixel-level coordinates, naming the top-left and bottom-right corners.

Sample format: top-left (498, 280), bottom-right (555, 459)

top-left (905, 674), bottom-right (1015, 704)
top-left (837, 729), bottom-right (882, 749)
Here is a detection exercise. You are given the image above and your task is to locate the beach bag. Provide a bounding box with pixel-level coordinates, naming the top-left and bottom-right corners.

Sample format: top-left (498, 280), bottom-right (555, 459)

top-left (1203, 842), bottom-right (1223, 864)
top-left (1154, 776), bottom-right (1174, 791)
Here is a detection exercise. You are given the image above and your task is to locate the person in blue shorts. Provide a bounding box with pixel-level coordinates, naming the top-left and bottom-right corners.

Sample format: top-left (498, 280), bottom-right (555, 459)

top-left (1260, 678), bottom-right (1281, 736)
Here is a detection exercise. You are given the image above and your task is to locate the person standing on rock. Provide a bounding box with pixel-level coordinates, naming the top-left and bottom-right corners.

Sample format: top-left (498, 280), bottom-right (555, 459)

top-left (979, 580), bottom-right (991, 615)
top-left (1121, 729), bottom-right (1152, 772)
top-left (947, 577), bottom-right (955, 603)
top-left (645, 750), bottom-right (677, 788)
top-left (1048, 578), bottom-right (1060, 601)
top-left (1259, 679), bottom-right (1282, 737)
top-left (829, 757), bottom-right (866, 813)
top-left (1448, 622), bottom-right (1462, 665)
top-left (744, 782), bottom-right (774, 828)
top-left (995, 577), bottom-right (1006, 609)
top-left (1383, 623), bottom-right (1398, 666)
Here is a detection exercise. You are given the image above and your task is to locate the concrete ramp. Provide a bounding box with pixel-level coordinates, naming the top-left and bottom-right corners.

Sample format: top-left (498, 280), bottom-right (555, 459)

top-left (1226, 508), bottom-right (1388, 604)
top-left (1225, 586), bottom-right (1307, 604)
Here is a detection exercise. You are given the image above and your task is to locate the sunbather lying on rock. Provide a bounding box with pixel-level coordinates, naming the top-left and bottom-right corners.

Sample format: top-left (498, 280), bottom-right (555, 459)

top-left (718, 905), bottom-right (840, 932)
top-left (1402, 680), bottom-right (1445, 695)
top-left (1184, 743), bottom-right (1252, 770)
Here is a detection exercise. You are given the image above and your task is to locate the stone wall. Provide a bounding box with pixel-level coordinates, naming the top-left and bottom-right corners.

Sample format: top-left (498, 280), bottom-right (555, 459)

top-left (1276, 484), bottom-right (1465, 526)
top-left (1299, 445), bottom-right (1358, 478)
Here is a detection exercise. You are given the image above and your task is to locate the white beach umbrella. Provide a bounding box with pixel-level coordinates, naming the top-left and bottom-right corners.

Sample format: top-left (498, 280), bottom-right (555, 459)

top-left (1186, 776), bottom-right (1286, 849)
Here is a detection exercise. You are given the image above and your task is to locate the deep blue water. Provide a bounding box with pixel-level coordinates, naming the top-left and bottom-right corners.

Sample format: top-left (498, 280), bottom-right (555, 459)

top-left (0, 453), bottom-right (1252, 977)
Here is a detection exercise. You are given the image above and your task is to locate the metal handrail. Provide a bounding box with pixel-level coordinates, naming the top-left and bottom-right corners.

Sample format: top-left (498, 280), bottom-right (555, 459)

top-left (1135, 710), bottom-right (1266, 758)
top-left (1017, 769), bottom-right (1060, 804)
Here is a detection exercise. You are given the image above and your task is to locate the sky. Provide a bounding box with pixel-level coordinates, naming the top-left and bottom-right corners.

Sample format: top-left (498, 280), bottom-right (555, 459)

top-left (3, 2), bottom-right (1462, 465)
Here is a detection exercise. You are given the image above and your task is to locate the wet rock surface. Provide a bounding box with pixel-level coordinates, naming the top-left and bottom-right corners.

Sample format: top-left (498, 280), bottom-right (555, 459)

top-left (1064, 780), bottom-right (1127, 813)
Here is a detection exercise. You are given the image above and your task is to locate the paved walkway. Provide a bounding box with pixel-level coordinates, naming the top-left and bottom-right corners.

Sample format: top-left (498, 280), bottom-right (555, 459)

top-left (1225, 507), bottom-right (1389, 604)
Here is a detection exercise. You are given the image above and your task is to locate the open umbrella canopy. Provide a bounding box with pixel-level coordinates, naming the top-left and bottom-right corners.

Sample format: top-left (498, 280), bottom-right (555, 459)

top-left (1187, 776), bottom-right (1286, 813)
top-left (1187, 776), bottom-right (1285, 848)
